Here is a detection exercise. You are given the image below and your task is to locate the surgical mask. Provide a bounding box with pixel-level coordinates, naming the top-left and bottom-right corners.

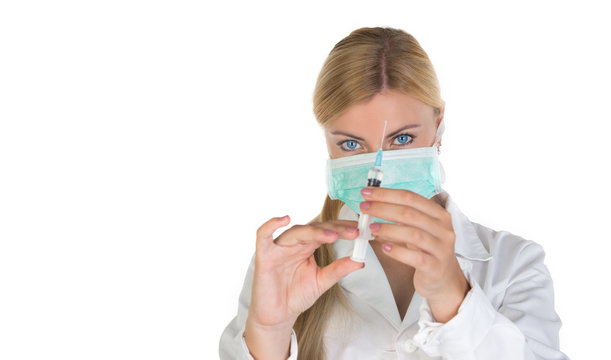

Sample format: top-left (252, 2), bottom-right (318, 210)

top-left (325, 120), bottom-right (445, 223)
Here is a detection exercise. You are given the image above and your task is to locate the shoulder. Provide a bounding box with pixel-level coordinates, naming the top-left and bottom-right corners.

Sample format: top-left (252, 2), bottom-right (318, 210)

top-left (470, 221), bottom-right (548, 281)
top-left (473, 222), bottom-right (545, 259)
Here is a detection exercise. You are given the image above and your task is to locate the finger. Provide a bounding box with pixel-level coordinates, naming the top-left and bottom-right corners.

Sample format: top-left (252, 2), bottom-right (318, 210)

top-left (310, 221), bottom-right (359, 240)
top-left (361, 201), bottom-right (446, 239)
top-left (380, 243), bottom-right (436, 273)
top-left (256, 215), bottom-right (291, 248)
top-left (374, 234), bottom-right (426, 253)
top-left (273, 224), bottom-right (340, 247)
top-left (317, 256), bottom-right (365, 294)
top-left (370, 222), bottom-right (439, 254)
top-left (361, 187), bottom-right (446, 219)
top-left (320, 220), bottom-right (360, 228)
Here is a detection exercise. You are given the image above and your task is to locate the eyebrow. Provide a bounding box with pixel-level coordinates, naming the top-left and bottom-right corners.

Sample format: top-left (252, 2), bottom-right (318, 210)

top-left (330, 124), bottom-right (421, 141)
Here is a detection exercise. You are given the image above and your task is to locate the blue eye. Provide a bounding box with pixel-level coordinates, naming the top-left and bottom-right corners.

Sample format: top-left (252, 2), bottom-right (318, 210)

top-left (394, 134), bottom-right (413, 145)
top-left (340, 140), bottom-right (361, 151)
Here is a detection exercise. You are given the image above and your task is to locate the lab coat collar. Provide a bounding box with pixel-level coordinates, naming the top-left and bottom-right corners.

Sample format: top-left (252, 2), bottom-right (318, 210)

top-left (332, 189), bottom-right (492, 330)
top-left (435, 190), bottom-right (492, 262)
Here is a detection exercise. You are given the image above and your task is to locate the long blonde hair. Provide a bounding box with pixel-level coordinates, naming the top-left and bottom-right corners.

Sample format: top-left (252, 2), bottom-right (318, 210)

top-left (293, 27), bottom-right (444, 359)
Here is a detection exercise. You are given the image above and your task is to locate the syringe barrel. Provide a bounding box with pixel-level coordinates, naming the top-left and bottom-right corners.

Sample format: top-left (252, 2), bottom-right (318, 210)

top-left (350, 166), bottom-right (384, 263)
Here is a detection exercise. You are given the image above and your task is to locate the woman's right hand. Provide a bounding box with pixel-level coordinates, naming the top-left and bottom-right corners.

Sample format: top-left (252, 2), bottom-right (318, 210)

top-left (244, 215), bottom-right (364, 359)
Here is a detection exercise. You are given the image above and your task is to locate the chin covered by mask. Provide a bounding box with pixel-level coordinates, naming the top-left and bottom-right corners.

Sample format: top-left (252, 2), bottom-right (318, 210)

top-left (325, 120), bottom-right (446, 224)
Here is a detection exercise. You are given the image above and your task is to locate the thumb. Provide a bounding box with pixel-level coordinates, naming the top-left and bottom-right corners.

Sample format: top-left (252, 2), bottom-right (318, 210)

top-left (317, 256), bottom-right (365, 294)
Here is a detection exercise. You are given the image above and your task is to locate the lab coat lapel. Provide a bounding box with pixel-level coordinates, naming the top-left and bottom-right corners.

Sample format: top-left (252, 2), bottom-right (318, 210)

top-left (334, 205), bottom-right (404, 330)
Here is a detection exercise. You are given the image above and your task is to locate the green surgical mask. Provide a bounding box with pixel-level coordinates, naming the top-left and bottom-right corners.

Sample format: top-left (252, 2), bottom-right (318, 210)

top-left (325, 146), bottom-right (443, 223)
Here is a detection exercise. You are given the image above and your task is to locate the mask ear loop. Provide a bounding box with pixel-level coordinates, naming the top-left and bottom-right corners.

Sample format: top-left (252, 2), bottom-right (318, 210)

top-left (434, 119), bottom-right (446, 184)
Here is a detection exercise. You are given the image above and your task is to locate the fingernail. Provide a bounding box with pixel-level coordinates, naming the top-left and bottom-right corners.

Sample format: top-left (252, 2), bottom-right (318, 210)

top-left (360, 201), bottom-right (371, 210)
top-left (382, 243), bottom-right (392, 252)
top-left (324, 230), bottom-right (337, 236)
top-left (361, 188), bottom-right (372, 196)
top-left (346, 227), bottom-right (358, 232)
top-left (369, 223), bottom-right (380, 232)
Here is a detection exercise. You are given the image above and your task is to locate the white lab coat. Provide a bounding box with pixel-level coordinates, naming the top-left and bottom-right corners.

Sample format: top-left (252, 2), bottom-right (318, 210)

top-left (219, 190), bottom-right (569, 359)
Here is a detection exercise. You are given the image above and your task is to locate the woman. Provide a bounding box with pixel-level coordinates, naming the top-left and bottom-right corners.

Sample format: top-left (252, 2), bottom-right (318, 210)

top-left (219, 27), bottom-right (568, 359)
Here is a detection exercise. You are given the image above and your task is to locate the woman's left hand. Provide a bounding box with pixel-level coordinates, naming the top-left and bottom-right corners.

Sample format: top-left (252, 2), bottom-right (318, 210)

top-left (359, 186), bottom-right (470, 323)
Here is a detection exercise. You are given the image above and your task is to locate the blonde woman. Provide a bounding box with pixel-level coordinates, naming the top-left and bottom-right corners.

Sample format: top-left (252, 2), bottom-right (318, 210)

top-left (219, 27), bottom-right (568, 360)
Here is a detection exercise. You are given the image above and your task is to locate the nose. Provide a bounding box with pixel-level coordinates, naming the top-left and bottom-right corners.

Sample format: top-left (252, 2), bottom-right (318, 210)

top-left (369, 120), bottom-right (389, 153)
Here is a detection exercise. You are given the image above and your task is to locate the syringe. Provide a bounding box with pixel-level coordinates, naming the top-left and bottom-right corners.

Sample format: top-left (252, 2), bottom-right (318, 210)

top-left (350, 120), bottom-right (387, 263)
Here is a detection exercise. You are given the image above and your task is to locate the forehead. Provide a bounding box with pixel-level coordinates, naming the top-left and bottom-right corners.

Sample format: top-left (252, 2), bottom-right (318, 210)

top-left (328, 89), bottom-right (435, 131)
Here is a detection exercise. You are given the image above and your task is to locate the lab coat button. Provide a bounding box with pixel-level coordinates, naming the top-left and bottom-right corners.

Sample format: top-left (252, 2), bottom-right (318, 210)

top-left (403, 339), bottom-right (418, 353)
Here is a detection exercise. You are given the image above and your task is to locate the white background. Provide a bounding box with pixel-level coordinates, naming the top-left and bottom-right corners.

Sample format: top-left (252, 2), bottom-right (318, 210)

top-left (1, 1), bottom-right (609, 359)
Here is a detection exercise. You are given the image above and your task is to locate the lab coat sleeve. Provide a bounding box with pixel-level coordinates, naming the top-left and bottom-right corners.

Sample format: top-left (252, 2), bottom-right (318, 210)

top-left (412, 242), bottom-right (569, 360)
top-left (219, 253), bottom-right (299, 360)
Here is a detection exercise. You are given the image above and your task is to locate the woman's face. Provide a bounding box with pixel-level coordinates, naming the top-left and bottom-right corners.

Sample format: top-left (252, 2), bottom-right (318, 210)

top-left (324, 89), bottom-right (444, 160)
